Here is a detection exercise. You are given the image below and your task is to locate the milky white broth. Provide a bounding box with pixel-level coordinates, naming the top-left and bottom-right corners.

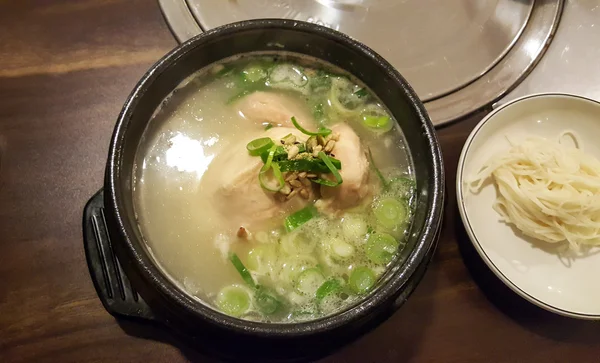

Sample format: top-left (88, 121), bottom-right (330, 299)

top-left (133, 53), bottom-right (414, 322)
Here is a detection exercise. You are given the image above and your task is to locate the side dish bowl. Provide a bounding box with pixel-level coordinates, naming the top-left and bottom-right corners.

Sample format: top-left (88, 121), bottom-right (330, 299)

top-left (457, 93), bottom-right (600, 320)
top-left (87, 19), bottom-right (444, 359)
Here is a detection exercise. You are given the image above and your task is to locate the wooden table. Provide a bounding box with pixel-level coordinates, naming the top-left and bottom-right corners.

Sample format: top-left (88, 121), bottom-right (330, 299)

top-left (1, 1), bottom-right (598, 362)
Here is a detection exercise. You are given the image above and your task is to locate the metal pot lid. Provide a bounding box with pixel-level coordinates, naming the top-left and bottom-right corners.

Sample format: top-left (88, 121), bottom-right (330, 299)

top-left (158, 0), bottom-right (563, 126)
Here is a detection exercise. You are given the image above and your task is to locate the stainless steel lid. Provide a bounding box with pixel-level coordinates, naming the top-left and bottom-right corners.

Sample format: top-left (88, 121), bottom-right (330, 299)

top-left (159, 0), bottom-right (564, 126)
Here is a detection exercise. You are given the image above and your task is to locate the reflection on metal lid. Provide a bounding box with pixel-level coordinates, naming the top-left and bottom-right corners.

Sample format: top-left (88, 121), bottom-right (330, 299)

top-left (158, 0), bottom-right (564, 126)
top-left (187, 0), bottom-right (536, 101)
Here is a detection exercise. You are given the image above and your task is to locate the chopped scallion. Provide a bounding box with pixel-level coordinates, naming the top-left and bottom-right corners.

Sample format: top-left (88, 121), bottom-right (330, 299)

top-left (360, 104), bottom-right (393, 133)
top-left (216, 285), bottom-right (251, 317)
top-left (241, 64), bottom-right (267, 83)
top-left (278, 158), bottom-right (341, 174)
top-left (367, 147), bottom-right (388, 188)
top-left (229, 253), bottom-right (256, 288)
top-left (259, 145), bottom-right (287, 163)
top-left (348, 267), bottom-right (376, 294)
top-left (284, 205), bottom-right (318, 232)
top-left (263, 144), bottom-right (277, 170)
top-left (316, 279), bottom-right (342, 301)
top-left (296, 268), bottom-right (325, 296)
top-left (354, 87), bottom-right (369, 98)
top-left (271, 162), bottom-right (284, 188)
top-left (330, 237), bottom-right (355, 258)
top-left (268, 64), bottom-right (309, 87)
top-left (373, 198), bottom-right (408, 230)
top-left (365, 232), bottom-right (399, 265)
top-left (254, 287), bottom-right (282, 315)
top-left (246, 244), bottom-right (277, 274)
top-left (317, 151), bottom-right (343, 186)
top-left (229, 253), bottom-right (284, 316)
top-left (312, 102), bottom-right (325, 121)
top-left (291, 116), bottom-right (332, 137)
top-left (363, 115), bottom-right (391, 129)
top-left (312, 178), bottom-right (339, 187)
top-left (259, 145), bottom-right (284, 192)
top-left (387, 177), bottom-right (416, 198)
top-left (259, 167), bottom-right (284, 192)
top-left (246, 137), bottom-right (274, 156)
top-left (329, 77), bottom-right (365, 116)
top-left (309, 71), bottom-right (332, 92)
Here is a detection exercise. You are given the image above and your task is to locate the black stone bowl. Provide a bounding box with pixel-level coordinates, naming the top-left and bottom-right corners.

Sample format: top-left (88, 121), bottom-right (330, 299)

top-left (84, 19), bottom-right (444, 362)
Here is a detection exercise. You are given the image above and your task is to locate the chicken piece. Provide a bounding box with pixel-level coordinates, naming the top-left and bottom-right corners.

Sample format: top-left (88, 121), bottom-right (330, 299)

top-left (201, 127), bottom-right (309, 234)
top-left (319, 123), bottom-right (370, 211)
top-left (235, 91), bottom-right (315, 128)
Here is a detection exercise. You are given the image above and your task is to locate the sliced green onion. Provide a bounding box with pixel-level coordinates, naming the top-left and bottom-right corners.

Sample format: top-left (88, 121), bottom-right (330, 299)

top-left (387, 176), bottom-right (416, 198)
top-left (309, 71), bottom-right (332, 92)
top-left (259, 167), bottom-right (284, 192)
top-left (313, 103), bottom-right (324, 117)
top-left (216, 285), bottom-right (251, 317)
top-left (373, 198), bottom-right (408, 230)
top-left (246, 137), bottom-right (274, 156)
top-left (246, 244), bottom-right (278, 274)
top-left (288, 291), bottom-right (310, 306)
top-left (278, 158), bottom-right (341, 173)
top-left (341, 215), bottom-right (368, 241)
top-left (268, 64), bottom-right (309, 87)
top-left (259, 145), bottom-right (308, 164)
top-left (329, 77), bottom-right (365, 116)
top-left (279, 160), bottom-right (326, 173)
top-left (363, 115), bottom-right (391, 129)
top-left (291, 308), bottom-right (318, 321)
top-left (365, 232), bottom-right (399, 265)
top-left (259, 145), bottom-right (284, 192)
top-left (254, 287), bottom-right (282, 315)
top-left (360, 104), bottom-right (393, 133)
top-left (297, 143), bottom-right (308, 154)
top-left (316, 279), bottom-right (342, 301)
top-left (272, 162), bottom-right (284, 187)
top-left (284, 205), bottom-right (318, 232)
top-left (281, 232), bottom-right (317, 255)
top-left (367, 147), bottom-right (388, 188)
top-left (259, 145), bottom-right (286, 163)
top-left (264, 145), bottom-right (277, 170)
top-left (354, 87), bottom-right (369, 98)
top-left (330, 237), bottom-right (355, 259)
top-left (312, 102), bottom-right (326, 122)
top-left (296, 268), bottom-right (325, 296)
top-left (318, 151), bottom-right (343, 186)
top-left (230, 254), bottom-right (283, 315)
top-left (242, 64), bottom-right (267, 83)
top-left (245, 249), bottom-right (260, 272)
top-left (229, 253), bottom-right (256, 288)
top-left (349, 267), bottom-right (376, 294)
top-left (312, 178), bottom-right (340, 187)
top-left (291, 116), bottom-right (332, 137)
top-left (264, 123), bottom-right (274, 131)
top-left (279, 255), bottom-right (316, 284)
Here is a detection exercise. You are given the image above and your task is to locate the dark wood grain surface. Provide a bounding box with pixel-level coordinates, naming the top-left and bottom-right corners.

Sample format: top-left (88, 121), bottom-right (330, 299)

top-left (0, 1), bottom-right (598, 362)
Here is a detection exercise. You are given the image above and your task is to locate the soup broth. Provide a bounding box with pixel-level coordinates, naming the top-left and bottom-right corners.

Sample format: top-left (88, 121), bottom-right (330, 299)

top-left (133, 53), bottom-right (415, 322)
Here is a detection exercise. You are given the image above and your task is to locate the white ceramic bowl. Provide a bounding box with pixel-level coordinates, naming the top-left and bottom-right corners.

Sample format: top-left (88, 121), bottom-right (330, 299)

top-left (457, 93), bottom-right (600, 319)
